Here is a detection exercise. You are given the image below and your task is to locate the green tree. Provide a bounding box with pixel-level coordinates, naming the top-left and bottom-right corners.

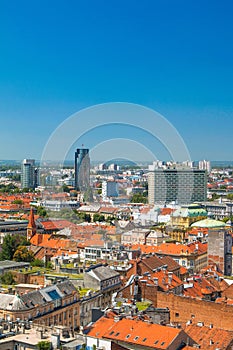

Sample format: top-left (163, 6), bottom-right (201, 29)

top-left (0, 234), bottom-right (20, 260)
top-left (130, 193), bottom-right (147, 204)
top-left (0, 271), bottom-right (15, 285)
top-left (13, 246), bottom-right (34, 262)
top-left (37, 206), bottom-right (47, 217)
top-left (31, 259), bottom-right (45, 267)
top-left (61, 184), bottom-right (70, 192)
top-left (77, 212), bottom-right (91, 222)
top-left (36, 341), bottom-right (51, 350)
top-left (93, 213), bottom-right (105, 222)
top-left (12, 199), bottom-right (24, 205)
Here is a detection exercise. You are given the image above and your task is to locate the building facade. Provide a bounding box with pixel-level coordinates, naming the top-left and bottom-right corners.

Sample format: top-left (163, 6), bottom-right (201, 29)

top-left (0, 281), bottom-right (80, 330)
top-left (21, 159), bottom-right (39, 189)
top-left (74, 148), bottom-right (90, 191)
top-left (102, 181), bottom-right (119, 199)
top-left (148, 168), bottom-right (207, 204)
top-left (208, 228), bottom-right (232, 276)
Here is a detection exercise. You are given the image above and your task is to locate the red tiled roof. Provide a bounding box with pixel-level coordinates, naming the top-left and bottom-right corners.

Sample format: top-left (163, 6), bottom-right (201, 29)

top-left (185, 324), bottom-right (233, 349)
top-left (130, 242), bottom-right (207, 256)
top-left (88, 317), bottom-right (183, 349)
top-left (40, 220), bottom-right (77, 230)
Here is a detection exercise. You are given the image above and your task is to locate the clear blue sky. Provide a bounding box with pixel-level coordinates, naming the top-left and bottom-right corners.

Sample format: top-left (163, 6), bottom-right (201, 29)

top-left (0, 0), bottom-right (232, 161)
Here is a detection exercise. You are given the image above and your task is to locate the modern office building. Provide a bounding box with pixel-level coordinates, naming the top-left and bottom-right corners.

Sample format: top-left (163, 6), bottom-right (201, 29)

top-left (148, 168), bottom-right (207, 204)
top-left (21, 159), bottom-right (39, 189)
top-left (102, 180), bottom-right (119, 199)
top-left (74, 148), bottom-right (90, 191)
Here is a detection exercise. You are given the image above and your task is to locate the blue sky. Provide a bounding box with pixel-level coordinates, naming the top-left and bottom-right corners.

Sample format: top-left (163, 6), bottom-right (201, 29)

top-left (0, 0), bottom-right (232, 161)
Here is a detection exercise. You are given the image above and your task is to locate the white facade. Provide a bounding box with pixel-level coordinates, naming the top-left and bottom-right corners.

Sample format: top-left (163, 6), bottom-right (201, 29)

top-left (199, 159), bottom-right (211, 173)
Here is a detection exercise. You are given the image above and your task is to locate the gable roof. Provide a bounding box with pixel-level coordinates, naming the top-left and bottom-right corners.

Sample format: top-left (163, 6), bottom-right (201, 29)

top-left (88, 317), bottom-right (187, 349)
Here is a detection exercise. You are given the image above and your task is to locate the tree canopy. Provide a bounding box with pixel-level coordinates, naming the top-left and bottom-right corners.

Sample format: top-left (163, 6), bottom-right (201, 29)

top-left (0, 234), bottom-right (30, 261)
top-left (13, 246), bottom-right (34, 262)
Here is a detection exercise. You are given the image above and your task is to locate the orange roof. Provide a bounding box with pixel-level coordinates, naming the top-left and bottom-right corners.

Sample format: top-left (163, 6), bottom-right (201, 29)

top-left (99, 207), bottom-right (117, 214)
top-left (88, 317), bottom-right (182, 349)
top-left (184, 278), bottom-right (217, 299)
top-left (185, 324), bottom-right (233, 349)
top-left (30, 233), bottom-right (72, 250)
top-left (130, 242), bottom-right (207, 256)
top-left (40, 220), bottom-right (77, 230)
top-left (160, 208), bottom-right (175, 215)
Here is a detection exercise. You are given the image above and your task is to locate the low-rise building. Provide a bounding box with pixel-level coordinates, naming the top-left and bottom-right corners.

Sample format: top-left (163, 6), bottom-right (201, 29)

top-left (0, 281), bottom-right (80, 330)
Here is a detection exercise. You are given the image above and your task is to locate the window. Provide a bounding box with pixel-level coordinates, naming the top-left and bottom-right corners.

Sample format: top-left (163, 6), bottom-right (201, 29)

top-left (154, 340), bottom-right (159, 345)
top-left (126, 334), bottom-right (131, 339)
top-left (142, 338), bottom-right (147, 342)
top-left (115, 332), bottom-right (120, 336)
top-left (161, 342), bottom-right (165, 346)
top-left (175, 312), bottom-right (179, 317)
top-left (134, 336), bottom-right (139, 341)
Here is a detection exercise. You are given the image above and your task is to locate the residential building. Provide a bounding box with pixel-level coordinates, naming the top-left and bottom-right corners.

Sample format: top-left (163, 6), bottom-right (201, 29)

top-left (169, 204), bottom-right (207, 229)
top-left (184, 324), bottom-right (233, 350)
top-left (0, 281), bottom-right (80, 330)
top-left (21, 159), bottom-right (39, 189)
top-left (199, 159), bottom-right (211, 173)
top-left (84, 264), bottom-right (121, 292)
top-left (150, 242), bottom-right (208, 274)
top-left (80, 264), bottom-right (121, 327)
top-left (41, 199), bottom-right (79, 211)
top-left (148, 167), bottom-right (207, 204)
top-left (85, 316), bottom-right (197, 350)
top-left (102, 180), bottom-right (119, 199)
top-left (74, 148), bottom-right (90, 191)
top-left (208, 228), bottom-right (232, 276)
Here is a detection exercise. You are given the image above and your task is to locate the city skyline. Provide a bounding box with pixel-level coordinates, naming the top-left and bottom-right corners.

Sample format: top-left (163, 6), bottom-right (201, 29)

top-left (0, 1), bottom-right (232, 161)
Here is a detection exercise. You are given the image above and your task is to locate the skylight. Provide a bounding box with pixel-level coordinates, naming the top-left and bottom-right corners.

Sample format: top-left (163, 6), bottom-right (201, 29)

top-left (47, 290), bottom-right (60, 300)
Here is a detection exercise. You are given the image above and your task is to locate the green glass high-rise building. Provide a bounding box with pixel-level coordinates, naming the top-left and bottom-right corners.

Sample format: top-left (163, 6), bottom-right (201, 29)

top-left (21, 159), bottom-right (40, 189)
top-left (74, 148), bottom-right (90, 191)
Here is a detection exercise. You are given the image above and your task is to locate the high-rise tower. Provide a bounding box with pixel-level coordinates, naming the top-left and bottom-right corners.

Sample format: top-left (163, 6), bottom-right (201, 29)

top-left (21, 159), bottom-right (39, 189)
top-left (74, 148), bottom-right (90, 191)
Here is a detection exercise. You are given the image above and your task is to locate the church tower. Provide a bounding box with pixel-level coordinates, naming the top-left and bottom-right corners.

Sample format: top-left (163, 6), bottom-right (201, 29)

top-left (27, 207), bottom-right (37, 241)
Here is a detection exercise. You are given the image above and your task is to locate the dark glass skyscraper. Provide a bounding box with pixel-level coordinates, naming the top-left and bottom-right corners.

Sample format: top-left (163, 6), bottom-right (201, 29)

top-left (21, 159), bottom-right (40, 189)
top-left (74, 148), bottom-right (90, 191)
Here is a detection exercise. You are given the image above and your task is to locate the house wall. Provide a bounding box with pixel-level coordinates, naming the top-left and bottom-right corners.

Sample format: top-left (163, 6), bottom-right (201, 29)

top-left (157, 291), bottom-right (233, 331)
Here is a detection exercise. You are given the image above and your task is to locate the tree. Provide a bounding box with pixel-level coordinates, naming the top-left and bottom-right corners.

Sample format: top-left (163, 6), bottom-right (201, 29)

top-left (36, 341), bottom-right (51, 350)
top-left (93, 213), bottom-right (105, 222)
top-left (0, 271), bottom-right (15, 285)
top-left (130, 193), bottom-right (147, 204)
top-left (13, 246), bottom-right (34, 262)
top-left (61, 184), bottom-right (70, 192)
top-left (37, 206), bottom-right (47, 218)
top-left (0, 234), bottom-right (31, 261)
top-left (31, 259), bottom-right (45, 267)
top-left (0, 234), bottom-right (20, 260)
top-left (77, 212), bottom-right (91, 223)
top-left (12, 199), bottom-right (24, 205)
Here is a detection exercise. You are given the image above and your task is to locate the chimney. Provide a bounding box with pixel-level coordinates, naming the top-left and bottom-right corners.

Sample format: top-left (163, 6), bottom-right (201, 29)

top-left (168, 272), bottom-right (173, 284)
top-left (153, 277), bottom-right (158, 286)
